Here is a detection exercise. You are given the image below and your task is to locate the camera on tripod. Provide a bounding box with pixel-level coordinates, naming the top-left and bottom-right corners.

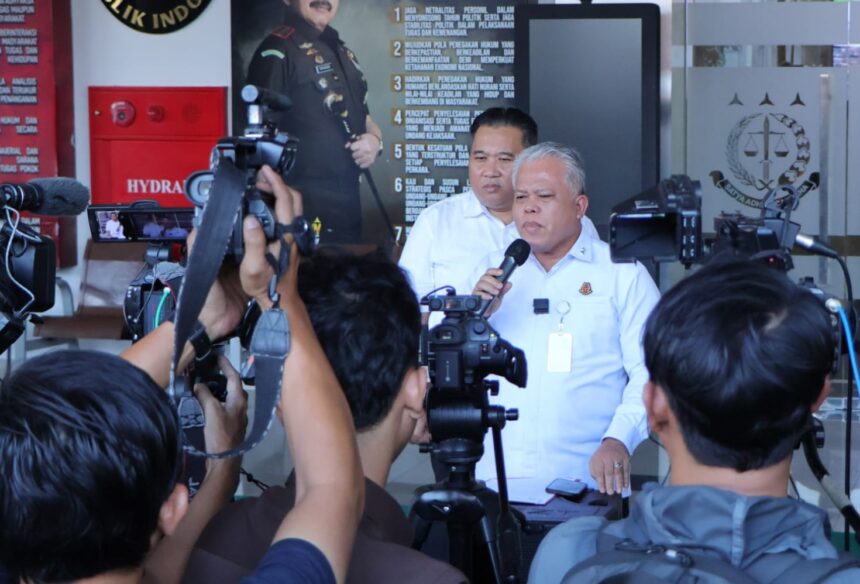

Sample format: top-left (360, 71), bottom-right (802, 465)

top-left (184, 84), bottom-right (311, 262)
top-left (421, 292), bottom-right (526, 443)
top-left (609, 174), bottom-right (806, 270)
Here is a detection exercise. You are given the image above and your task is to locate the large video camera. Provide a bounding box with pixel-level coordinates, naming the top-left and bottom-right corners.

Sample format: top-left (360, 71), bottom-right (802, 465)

top-left (608, 174), bottom-right (803, 270)
top-left (0, 178), bottom-right (90, 353)
top-left (184, 85), bottom-right (310, 261)
top-left (421, 292), bottom-right (527, 443)
top-left (413, 290), bottom-right (528, 583)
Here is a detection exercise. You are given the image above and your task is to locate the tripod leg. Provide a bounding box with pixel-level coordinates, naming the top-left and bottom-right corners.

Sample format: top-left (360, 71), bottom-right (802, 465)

top-left (479, 514), bottom-right (505, 584)
top-left (447, 523), bottom-right (473, 579)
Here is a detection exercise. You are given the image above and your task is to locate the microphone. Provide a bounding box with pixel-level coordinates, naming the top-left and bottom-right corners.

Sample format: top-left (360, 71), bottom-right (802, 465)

top-left (240, 85), bottom-right (293, 112)
top-left (0, 177), bottom-right (90, 216)
top-left (794, 233), bottom-right (839, 259)
top-left (478, 238), bottom-right (531, 317)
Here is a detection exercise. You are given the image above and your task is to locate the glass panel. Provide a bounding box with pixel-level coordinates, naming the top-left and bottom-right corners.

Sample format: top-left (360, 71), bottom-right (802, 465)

top-left (677, 0), bottom-right (858, 543)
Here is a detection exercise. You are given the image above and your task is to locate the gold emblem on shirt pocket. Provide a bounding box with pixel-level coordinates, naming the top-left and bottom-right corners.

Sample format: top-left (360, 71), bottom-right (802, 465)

top-left (579, 282), bottom-right (593, 296)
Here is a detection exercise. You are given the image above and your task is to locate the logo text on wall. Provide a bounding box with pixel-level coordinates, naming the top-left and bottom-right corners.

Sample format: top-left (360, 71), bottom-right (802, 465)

top-left (101, 0), bottom-right (212, 35)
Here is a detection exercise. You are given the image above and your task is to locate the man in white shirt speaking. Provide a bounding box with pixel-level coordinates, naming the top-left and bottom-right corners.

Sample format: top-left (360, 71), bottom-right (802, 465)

top-left (473, 142), bottom-right (660, 498)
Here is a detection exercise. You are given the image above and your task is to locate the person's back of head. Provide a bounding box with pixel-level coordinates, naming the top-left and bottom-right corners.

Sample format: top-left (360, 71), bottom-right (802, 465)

top-left (0, 350), bottom-right (183, 582)
top-left (643, 258), bottom-right (835, 471)
top-left (470, 107), bottom-right (538, 148)
top-left (298, 249), bottom-right (421, 431)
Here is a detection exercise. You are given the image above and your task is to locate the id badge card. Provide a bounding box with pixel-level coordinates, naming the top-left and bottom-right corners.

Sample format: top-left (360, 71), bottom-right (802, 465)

top-left (547, 331), bottom-right (573, 373)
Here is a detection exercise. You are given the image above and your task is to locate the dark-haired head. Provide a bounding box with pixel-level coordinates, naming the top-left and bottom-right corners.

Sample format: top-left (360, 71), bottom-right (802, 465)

top-left (470, 107), bottom-right (538, 148)
top-left (0, 350), bottom-right (183, 582)
top-left (298, 249), bottom-right (421, 431)
top-left (643, 258), bottom-right (835, 471)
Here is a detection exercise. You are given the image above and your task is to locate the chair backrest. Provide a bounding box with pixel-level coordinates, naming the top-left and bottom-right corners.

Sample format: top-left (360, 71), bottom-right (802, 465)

top-left (76, 241), bottom-right (149, 317)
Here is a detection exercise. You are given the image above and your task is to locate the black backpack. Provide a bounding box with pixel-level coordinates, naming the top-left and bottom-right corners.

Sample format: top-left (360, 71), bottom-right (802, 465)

top-left (560, 531), bottom-right (860, 584)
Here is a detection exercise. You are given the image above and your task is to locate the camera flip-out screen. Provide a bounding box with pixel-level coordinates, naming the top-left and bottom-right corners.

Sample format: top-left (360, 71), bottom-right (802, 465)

top-left (87, 205), bottom-right (195, 243)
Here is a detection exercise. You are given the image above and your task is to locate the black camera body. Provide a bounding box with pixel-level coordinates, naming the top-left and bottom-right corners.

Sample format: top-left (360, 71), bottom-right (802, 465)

top-left (0, 222), bottom-right (55, 314)
top-left (421, 293), bottom-right (527, 443)
top-left (185, 85), bottom-right (302, 262)
top-left (423, 293), bottom-right (527, 391)
top-left (610, 174), bottom-right (802, 270)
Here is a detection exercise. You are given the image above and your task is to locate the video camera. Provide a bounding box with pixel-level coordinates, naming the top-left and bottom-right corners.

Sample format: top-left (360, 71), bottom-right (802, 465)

top-left (86, 203), bottom-right (194, 341)
top-left (184, 84), bottom-right (311, 261)
top-left (608, 174), bottom-right (803, 270)
top-left (0, 178), bottom-right (90, 353)
top-left (420, 292), bottom-right (527, 443)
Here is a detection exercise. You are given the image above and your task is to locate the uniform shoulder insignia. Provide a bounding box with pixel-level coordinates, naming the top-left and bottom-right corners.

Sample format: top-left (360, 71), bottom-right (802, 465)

top-left (270, 25), bottom-right (296, 40)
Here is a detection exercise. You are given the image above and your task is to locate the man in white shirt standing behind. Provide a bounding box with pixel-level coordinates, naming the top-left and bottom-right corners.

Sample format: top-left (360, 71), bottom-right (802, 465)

top-left (399, 108), bottom-right (539, 304)
top-left (473, 142), bottom-right (660, 498)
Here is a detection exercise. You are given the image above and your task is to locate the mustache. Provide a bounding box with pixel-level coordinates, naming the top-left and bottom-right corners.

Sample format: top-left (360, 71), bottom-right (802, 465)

top-left (309, 0), bottom-right (333, 9)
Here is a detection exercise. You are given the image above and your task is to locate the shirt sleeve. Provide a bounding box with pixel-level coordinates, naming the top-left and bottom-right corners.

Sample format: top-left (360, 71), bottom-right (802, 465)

top-left (602, 262), bottom-right (661, 455)
top-left (399, 210), bottom-right (437, 302)
top-left (246, 37), bottom-right (293, 96)
top-left (240, 539), bottom-right (335, 584)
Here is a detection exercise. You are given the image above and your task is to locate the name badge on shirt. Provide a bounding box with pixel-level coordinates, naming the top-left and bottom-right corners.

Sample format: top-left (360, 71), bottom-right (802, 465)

top-left (548, 300), bottom-right (572, 373)
top-left (547, 331), bottom-right (573, 373)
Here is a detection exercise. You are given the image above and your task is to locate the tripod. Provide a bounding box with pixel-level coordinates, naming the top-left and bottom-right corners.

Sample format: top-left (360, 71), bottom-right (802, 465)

top-left (412, 388), bottom-right (522, 583)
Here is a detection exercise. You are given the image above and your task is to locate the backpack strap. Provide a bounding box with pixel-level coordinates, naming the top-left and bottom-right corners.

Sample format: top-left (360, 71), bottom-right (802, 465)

top-left (576, 534), bottom-right (759, 584)
top-left (769, 554), bottom-right (860, 584)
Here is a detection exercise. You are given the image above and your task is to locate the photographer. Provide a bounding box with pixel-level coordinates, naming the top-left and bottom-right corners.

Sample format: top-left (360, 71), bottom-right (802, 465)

top-left (529, 259), bottom-right (860, 583)
top-left (182, 250), bottom-right (466, 584)
top-left (472, 142), bottom-right (660, 498)
top-left (0, 166), bottom-right (364, 584)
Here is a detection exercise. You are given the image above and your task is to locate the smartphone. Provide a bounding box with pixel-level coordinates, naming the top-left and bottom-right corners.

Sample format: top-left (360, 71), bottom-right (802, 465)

top-left (546, 478), bottom-right (587, 500)
top-left (87, 205), bottom-right (195, 243)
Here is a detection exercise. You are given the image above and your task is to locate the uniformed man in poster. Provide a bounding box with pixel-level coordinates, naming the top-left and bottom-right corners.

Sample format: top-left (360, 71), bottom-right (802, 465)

top-left (247, 0), bottom-right (383, 244)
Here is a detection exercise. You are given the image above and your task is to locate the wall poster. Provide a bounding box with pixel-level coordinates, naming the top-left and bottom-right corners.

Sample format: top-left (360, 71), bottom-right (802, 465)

top-left (232, 0), bottom-right (525, 245)
top-left (0, 0), bottom-right (57, 182)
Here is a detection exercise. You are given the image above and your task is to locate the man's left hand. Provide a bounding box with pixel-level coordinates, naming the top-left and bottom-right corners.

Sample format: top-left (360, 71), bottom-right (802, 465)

top-left (347, 133), bottom-right (380, 169)
top-left (589, 438), bottom-right (630, 495)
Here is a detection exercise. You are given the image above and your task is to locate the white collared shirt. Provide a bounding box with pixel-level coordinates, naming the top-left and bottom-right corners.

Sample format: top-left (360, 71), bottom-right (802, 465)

top-left (399, 189), bottom-right (599, 304)
top-left (473, 226), bottom-right (660, 496)
top-left (399, 189), bottom-right (508, 302)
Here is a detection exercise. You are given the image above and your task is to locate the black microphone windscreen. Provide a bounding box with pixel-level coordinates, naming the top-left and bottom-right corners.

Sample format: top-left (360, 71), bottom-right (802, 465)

top-left (505, 238), bottom-right (531, 266)
top-left (28, 177), bottom-right (91, 216)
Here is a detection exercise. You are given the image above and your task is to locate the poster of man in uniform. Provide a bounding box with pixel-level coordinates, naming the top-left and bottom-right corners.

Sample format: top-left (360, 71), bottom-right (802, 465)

top-left (231, 0), bottom-right (524, 245)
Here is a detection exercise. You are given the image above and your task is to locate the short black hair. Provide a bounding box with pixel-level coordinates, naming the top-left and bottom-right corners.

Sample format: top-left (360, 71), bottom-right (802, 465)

top-left (643, 259), bottom-right (835, 471)
top-left (298, 250), bottom-right (421, 431)
top-left (0, 350), bottom-right (182, 582)
top-left (470, 107), bottom-right (538, 148)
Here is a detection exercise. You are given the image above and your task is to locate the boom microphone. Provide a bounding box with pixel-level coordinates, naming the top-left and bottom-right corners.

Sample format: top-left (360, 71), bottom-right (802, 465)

top-left (1, 178), bottom-right (90, 216)
top-left (478, 238), bottom-right (531, 317)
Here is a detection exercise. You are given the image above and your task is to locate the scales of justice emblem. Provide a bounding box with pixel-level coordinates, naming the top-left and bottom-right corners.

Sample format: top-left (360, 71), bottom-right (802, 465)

top-left (709, 92), bottom-right (820, 209)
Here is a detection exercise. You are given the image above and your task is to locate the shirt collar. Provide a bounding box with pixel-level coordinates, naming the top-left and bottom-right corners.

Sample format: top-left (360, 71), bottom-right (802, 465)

top-left (504, 224), bottom-right (596, 266)
top-left (462, 189), bottom-right (487, 218)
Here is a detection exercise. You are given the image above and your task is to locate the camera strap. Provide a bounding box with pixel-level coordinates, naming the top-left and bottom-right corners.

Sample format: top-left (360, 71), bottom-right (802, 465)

top-left (169, 157), bottom-right (287, 459)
